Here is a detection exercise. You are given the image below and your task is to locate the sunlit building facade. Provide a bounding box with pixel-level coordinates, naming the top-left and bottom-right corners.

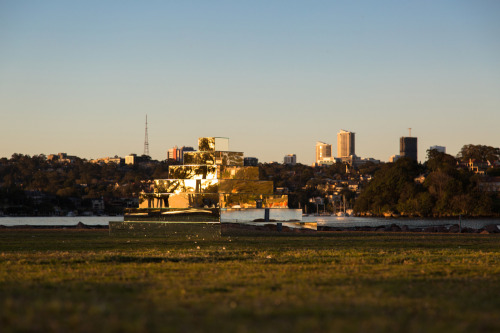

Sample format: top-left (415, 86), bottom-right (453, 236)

top-left (111, 137), bottom-right (313, 237)
top-left (125, 154), bottom-right (137, 165)
top-left (284, 154), bottom-right (297, 165)
top-left (167, 146), bottom-right (195, 163)
top-left (167, 146), bottom-right (180, 161)
top-left (337, 130), bottom-right (355, 158)
top-left (316, 141), bottom-right (332, 164)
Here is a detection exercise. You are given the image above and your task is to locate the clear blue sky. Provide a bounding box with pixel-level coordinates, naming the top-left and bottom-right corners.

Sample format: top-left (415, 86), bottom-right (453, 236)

top-left (1, 0), bottom-right (499, 164)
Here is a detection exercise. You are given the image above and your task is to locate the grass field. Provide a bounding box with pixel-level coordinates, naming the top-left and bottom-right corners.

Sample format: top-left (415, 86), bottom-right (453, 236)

top-left (1, 229), bottom-right (500, 332)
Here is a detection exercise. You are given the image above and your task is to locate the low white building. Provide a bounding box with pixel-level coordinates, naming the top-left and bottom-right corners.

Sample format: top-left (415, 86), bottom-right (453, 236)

top-left (389, 155), bottom-right (401, 163)
top-left (284, 154), bottom-right (297, 165)
top-left (430, 145), bottom-right (446, 154)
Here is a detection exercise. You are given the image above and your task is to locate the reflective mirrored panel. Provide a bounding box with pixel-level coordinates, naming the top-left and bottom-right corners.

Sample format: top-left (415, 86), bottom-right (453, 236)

top-left (218, 180), bottom-right (273, 194)
top-left (214, 137), bottom-right (229, 151)
top-left (198, 137), bottom-right (230, 152)
top-left (140, 193), bottom-right (220, 209)
top-left (220, 166), bottom-right (259, 180)
top-left (154, 179), bottom-right (219, 194)
top-left (139, 193), bottom-right (168, 208)
top-left (198, 137), bottom-right (215, 151)
top-left (168, 193), bottom-right (219, 208)
top-left (219, 194), bottom-right (288, 208)
top-left (153, 179), bottom-right (272, 194)
top-left (168, 166), bottom-right (259, 180)
top-left (220, 208), bottom-right (302, 222)
top-left (123, 208), bottom-right (219, 222)
top-left (183, 152), bottom-right (216, 165)
top-left (183, 152), bottom-right (244, 166)
top-left (119, 135), bottom-right (309, 234)
top-left (168, 165), bottom-right (218, 180)
top-left (215, 152), bottom-right (244, 166)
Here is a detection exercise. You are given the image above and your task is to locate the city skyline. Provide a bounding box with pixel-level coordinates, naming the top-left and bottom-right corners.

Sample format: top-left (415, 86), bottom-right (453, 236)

top-left (1, 1), bottom-right (499, 164)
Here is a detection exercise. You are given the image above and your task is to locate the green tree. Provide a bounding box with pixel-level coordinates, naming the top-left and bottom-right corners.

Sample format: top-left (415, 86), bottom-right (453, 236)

top-left (354, 158), bottom-right (421, 215)
top-left (457, 144), bottom-right (500, 163)
top-left (425, 149), bottom-right (458, 173)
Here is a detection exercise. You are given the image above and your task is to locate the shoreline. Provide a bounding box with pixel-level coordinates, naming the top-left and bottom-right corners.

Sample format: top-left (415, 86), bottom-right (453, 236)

top-left (0, 222), bottom-right (109, 229)
top-left (1, 222), bottom-right (499, 234)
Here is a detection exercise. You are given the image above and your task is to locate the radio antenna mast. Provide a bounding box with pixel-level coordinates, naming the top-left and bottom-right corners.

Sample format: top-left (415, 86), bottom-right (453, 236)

top-left (144, 115), bottom-right (150, 156)
top-left (408, 128), bottom-right (412, 137)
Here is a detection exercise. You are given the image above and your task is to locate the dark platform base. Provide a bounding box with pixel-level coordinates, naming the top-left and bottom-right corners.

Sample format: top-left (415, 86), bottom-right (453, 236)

top-left (109, 221), bottom-right (221, 239)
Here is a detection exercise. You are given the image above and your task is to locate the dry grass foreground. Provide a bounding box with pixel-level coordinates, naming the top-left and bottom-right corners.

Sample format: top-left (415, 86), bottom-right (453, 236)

top-left (1, 229), bottom-right (500, 333)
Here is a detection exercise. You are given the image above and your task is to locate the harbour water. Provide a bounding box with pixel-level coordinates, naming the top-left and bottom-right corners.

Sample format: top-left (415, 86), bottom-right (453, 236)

top-left (1, 215), bottom-right (499, 229)
top-left (303, 215), bottom-right (500, 230)
top-left (0, 216), bottom-right (122, 226)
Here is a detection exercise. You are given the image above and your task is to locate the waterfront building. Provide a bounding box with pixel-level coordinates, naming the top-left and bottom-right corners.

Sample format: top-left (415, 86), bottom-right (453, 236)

top-left (284, 154), bottom-right (297, 165)
top-left (429, 145), bottom-right (446, 154)
top-left (337, 130), bottom-right (355, 158)
top-left (316, 141), bottom-right (332, 164)
top-left (111, 137), bottom-right (312, 237)
top-left (400, 137), bottom-right (418, 161)
top-left (244, 157), bottom-right (259, 166)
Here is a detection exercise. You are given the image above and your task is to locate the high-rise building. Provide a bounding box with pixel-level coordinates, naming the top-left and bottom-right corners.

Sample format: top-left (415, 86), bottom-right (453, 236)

top-left (125, 154), bottom-right (137, 165)
top-left (244, 157), bottom-right (258, 166)
top-left (316, 141), bottom-right (332, 164)
top-left (429, 145), bottom-right (446, 154)
top-left (167, 146), bottom-right (180, 161)
top-left (284, 154), bottom-right (296, 165)
top-left (337, 130), bottom-right (355, 158)
top-left (400, 137), bottom-right (418, 161)
top-left (167, 146), bottom-right (195, 163)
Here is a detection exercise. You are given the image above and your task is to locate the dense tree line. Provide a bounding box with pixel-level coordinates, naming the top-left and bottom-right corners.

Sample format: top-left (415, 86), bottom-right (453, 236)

top-left (457, 145), bottom-right (500, 164)
top-left (0, 154), bottom-right (175, 215)
top-left (1, 143), bottom-right (498, 217)
top-left (354, 148), bottom-right (500, 217)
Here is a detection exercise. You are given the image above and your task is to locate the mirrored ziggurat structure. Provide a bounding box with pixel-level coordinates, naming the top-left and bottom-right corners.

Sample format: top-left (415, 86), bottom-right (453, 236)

top-left (109, 137), bottom-right (316, 238)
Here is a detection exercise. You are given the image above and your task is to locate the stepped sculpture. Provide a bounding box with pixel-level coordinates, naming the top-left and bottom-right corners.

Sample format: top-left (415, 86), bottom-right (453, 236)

top-left (109, 137), bottom-right (316, 238)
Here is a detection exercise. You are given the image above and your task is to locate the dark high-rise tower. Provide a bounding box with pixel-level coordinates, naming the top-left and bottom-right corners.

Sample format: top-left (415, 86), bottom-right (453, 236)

top-left (400, 136), bottom-right (417, 161)
top-left (144, 115), bottom-right (150, 156)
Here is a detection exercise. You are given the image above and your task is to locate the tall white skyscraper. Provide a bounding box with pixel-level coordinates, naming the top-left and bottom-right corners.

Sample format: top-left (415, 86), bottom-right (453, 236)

top-left (337, 130), bottom-right (355, 158)
top-left (315, 141), bottom-right (332, 164)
